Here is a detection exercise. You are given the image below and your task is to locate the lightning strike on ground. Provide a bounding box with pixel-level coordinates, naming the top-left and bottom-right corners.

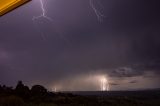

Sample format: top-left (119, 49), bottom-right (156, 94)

top-left (100, 76), bottom-right (110, 91)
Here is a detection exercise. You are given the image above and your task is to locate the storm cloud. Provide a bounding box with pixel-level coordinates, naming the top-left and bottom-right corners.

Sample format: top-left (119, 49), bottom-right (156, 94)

top-left (0, 0), bottom-right (160, 90)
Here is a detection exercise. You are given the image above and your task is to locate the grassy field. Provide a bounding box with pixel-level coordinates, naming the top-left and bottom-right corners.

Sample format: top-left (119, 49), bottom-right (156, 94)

top-left (0, 91), bottom-right (160, 106)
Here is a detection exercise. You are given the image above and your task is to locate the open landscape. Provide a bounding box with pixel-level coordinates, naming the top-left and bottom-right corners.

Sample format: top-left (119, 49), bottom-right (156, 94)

top-left (0, 81), bottom-right (160, 106)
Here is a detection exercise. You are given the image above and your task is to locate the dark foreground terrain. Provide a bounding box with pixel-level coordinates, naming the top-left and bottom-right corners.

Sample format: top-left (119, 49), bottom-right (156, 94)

top-left (0, 81), bottom-right (160, 106)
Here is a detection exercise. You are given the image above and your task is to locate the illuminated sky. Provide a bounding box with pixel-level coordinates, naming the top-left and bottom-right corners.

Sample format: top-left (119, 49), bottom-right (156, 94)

top-left (0, 0), bottom-right (160, 91)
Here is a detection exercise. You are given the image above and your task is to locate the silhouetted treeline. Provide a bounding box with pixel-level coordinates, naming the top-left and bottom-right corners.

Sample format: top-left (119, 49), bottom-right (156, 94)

top-left (0, 81), bottom-right (77, 106)
top-left (0, 81), bottom-right (54, 102)
top-left (0, 81), bottom-right (160, 106)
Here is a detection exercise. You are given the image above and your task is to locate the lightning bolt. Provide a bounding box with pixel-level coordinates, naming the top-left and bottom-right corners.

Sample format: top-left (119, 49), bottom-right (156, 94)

top-left (32, 0), bottom-right (104, 40)
top-left (32, 0), bottom-right (53, 40)
top-left (89, 0), bottom-right (105, 22)
top-left (32, 0), bottom-right (53, 21)
top-left (33, 0), bottom-right (104, 22)
top-left (32, 0), bottom-right (71, 43)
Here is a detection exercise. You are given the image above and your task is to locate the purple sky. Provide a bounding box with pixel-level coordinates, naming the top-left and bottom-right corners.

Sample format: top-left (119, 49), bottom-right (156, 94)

top-left (0, 0), bottom-right (160, 91)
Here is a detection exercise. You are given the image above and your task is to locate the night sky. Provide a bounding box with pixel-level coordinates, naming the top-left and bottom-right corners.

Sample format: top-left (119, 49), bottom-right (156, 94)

top-left (0, 0), bottom-right (160, 91)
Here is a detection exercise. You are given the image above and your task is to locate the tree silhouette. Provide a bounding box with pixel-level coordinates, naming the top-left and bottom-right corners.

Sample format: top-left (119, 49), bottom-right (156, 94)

top-left (0, 85), bottom-right (2, 93)
top-left (15, 81), bottom-right (30, 99)
top-left (31, 85), bottom-right (47, 96)
top-left (0, 85), bottom-right (13, 94)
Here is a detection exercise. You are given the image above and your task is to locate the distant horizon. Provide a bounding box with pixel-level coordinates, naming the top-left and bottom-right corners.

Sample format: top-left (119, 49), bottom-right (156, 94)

top-left (1, 81), bottom-right (160, 92)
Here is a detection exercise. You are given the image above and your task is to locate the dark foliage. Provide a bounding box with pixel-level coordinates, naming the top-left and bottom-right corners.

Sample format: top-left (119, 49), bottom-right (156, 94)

top-left (15, 81), bottom-right (30, 99)
top-left (31, 85), bottom-right (47, 96)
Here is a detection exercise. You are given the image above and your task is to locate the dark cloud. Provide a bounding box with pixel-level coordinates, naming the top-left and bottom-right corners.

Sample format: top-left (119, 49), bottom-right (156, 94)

top-left (109, 83), bottom-right (119, 86)
top-left (110, 67), bottom-right (142, 77)
top-left (129, 80), bottom-right (137, 84)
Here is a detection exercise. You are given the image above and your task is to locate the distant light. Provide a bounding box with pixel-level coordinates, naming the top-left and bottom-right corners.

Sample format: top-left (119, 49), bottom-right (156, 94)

top-left (0, 0), bottom-right (31, 16)
top-left (54, 87), bottom-right (57, 92)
